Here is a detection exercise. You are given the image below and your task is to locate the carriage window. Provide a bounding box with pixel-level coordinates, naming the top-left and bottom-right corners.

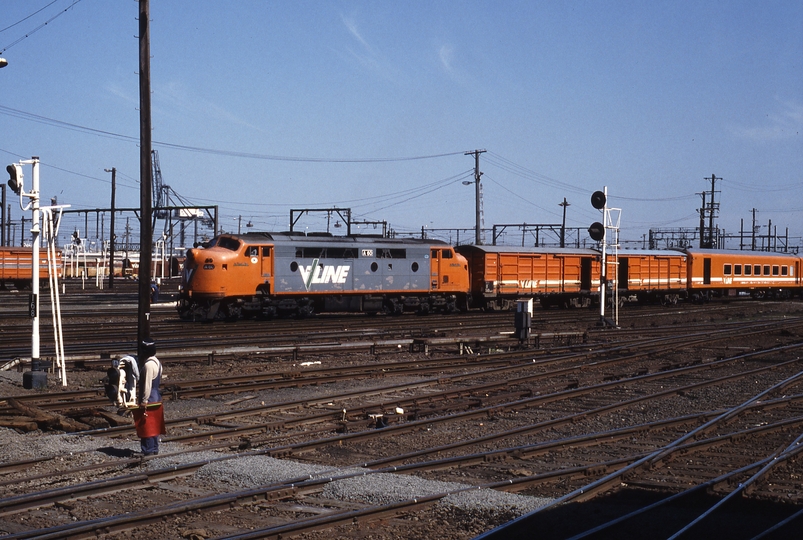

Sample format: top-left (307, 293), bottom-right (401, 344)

top-left (781, 266), bottom-right (788, 276)
top-left (734, 264), bottom-right (742, 276)
top-left (772, 265), bottom-right (779, 276)
top-left (744, 265), bottom-right (751, 276)
top-left (763, 265), bottom-right (770, 275)
top-left (723, 264), bottom-right (732, 275)
top-left (754, 265), bottom-right (761, 275)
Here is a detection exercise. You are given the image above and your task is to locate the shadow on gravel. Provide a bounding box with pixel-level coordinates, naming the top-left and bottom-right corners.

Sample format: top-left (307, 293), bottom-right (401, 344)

top-left (96, 446), bottom-right (139, 458)
top-left (478, 488), bottom-right (802, 540)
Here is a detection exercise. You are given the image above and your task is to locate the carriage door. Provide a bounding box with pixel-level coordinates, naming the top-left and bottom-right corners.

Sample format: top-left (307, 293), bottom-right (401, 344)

top-left (618, 257), bottom-right (629, 291)
top-left (581, 258), bottom-right (592, 291)
top-left (703, 258), bottom-right (712, 285)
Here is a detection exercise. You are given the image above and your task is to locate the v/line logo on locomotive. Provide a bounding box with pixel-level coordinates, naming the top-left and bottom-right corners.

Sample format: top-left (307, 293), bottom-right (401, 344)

top-left (298, 258), bottom-right (351, 291)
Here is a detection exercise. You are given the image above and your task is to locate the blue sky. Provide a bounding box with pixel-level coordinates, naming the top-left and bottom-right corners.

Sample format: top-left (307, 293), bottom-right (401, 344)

top-left (1, 1), bottom-right (801, 248)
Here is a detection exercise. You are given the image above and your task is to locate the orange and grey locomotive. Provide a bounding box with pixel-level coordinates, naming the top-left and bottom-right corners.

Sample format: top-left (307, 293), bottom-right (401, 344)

top-left (178, 231), bottom-right (471, 320)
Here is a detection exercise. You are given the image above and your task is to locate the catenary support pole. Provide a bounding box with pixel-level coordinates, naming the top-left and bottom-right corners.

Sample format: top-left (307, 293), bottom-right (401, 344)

top-left (137, 0), bottom-right (153, 361)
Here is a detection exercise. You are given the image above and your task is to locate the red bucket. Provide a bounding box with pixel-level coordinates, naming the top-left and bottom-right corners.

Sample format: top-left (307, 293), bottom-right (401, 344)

top-left (132, 403), bottom-right (166, 438)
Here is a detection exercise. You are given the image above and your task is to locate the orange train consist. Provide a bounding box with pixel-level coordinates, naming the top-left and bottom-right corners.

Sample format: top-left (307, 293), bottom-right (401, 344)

top-left (0, 247), bottom-right (60, 290)
top-left (177, 232), bottom-right (802, 320)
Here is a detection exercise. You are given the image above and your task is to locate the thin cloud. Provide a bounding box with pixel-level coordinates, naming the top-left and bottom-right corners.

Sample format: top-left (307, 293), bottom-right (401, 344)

top-left (439, 44), bottom-right (454, 72)
top-left (156, 81), bottom-right (264, 133)
top-left (732, 99), bottom-right (803, 141)
top-left (341, 14), bottom-right (373, 54)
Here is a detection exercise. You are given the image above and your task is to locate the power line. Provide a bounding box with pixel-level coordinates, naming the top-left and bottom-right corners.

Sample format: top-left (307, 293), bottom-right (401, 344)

top-left (0, 0), bottom-right (62, 34)
top-left (1, 0), bottom-right (83, 53)
top-left (0, 105), bottom-right (466, 163)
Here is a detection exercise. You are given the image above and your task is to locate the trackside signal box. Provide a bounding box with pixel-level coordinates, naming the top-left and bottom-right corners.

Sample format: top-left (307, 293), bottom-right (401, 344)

top-left (514, 299), bottom-right (533, 342)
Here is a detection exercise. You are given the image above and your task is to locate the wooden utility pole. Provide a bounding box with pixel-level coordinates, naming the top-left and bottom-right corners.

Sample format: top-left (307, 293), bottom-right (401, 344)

top-left (137, 0), bottom-right (153, 360)
top-left (559, 198), bottom-right (570, 248)
top-left (465, 149), bottom-right (486, 245)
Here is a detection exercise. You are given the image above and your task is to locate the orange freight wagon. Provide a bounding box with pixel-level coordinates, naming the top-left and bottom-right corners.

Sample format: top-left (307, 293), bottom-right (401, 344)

top-left (456, 245), bottom-right (599, 309)
top-left (615, 250), bottom-right (687, 305)
top-left (0, 247), bottom-right (58, 290)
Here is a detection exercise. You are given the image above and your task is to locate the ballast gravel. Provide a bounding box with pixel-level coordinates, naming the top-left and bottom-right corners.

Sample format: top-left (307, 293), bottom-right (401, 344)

top-left (195, 453), bottom-right (551, 514)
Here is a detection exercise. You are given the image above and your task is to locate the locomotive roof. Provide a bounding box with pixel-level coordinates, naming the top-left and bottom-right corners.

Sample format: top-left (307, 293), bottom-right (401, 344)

top-left (220, 231), bottom-right (450, 246)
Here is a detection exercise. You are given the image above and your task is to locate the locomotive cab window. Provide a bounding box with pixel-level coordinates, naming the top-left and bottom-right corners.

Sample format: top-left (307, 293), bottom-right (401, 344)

top-left (442, 250), bottom-right (453, 259)
top-left (723, 264), bottom-right (732, 275)
top-left (218, 237), bottom-right (241, 251)
top-left (247, 247), bottom-right (258, 257)
top-left (262, 246), bottom-right (271, 257)
top-left (431, 249), bottom-right (439, 259)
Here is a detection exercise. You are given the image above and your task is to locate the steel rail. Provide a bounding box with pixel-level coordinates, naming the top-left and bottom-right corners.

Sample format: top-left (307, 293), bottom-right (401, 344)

top-left (83, 326), bottom-right (803, 447)
top-left (667, 430), bottom-right (803, 539)
top-left (5, 408), bottom-right (801, 539)
top-left (474, 368), bottom-right (803, 539)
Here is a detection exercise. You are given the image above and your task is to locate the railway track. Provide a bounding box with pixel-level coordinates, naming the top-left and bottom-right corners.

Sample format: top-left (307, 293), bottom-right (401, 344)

top-left (1, 302), bottom-right (803, 538)
top-left (0, 298), bottom-right (803, 538)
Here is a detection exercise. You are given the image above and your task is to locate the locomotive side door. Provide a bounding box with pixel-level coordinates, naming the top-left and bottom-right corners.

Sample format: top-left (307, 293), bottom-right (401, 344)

top-left (260, 245), bottom-right (273, 292)
top-left (430, 249), bottom-right (440, 290)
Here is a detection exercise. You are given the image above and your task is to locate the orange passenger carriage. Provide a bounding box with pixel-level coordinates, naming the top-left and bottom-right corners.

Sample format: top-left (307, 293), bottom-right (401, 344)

top-left (685, 249), bottom-right (803, 300)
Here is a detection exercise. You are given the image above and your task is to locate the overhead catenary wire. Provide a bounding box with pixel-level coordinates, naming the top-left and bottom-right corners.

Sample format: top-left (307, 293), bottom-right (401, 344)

top-left (0, 0), bottom-right (84, 54)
